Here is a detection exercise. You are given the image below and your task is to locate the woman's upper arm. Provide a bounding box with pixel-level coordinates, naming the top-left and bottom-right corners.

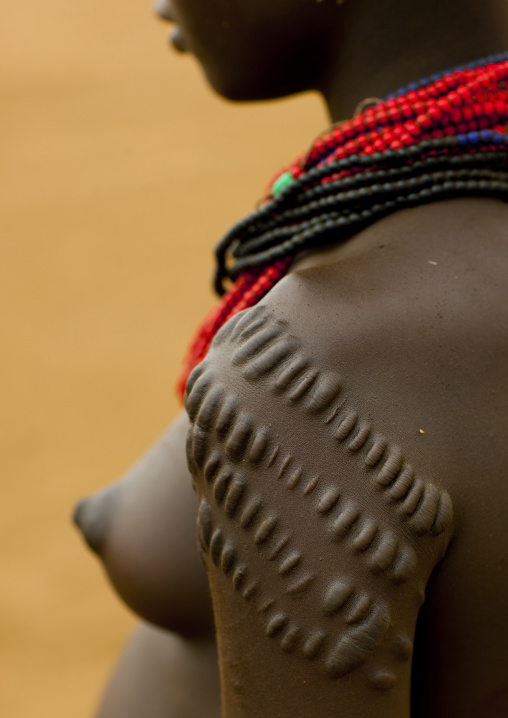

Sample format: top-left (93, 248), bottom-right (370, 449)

top-left (184, 280), bottom-right (455, 717)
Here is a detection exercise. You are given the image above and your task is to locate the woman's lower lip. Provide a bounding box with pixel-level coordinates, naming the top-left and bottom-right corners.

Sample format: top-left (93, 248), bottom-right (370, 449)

top-left (170, 26), bottom-right (187, 53)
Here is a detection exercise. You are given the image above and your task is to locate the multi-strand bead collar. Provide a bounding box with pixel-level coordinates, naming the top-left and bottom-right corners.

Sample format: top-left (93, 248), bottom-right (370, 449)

top-left (178, 53), bottom-right (508, 399)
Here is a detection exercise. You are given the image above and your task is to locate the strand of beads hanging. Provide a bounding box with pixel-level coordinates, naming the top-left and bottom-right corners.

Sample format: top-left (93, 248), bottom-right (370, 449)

top-left (178, 53), bottom-right (508, 400)
top-left (213, 54), bottom-right (508, 292)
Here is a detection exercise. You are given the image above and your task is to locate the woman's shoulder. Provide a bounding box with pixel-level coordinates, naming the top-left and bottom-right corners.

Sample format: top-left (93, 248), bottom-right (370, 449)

top-left (201, 196), bottom-right (508, 513)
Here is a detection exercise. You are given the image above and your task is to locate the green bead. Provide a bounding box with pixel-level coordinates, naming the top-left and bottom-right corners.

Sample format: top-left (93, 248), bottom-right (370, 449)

top-left (271, 171), bottom-right (294, 196)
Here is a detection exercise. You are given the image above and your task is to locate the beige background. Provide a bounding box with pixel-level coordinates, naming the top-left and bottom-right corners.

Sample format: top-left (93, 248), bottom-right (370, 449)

top-left (1, 1), bottom-right (327, 715)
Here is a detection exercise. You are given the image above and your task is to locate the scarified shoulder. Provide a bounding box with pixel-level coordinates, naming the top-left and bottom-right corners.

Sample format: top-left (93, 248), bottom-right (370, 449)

top-left (183, 281), bottom-right (457, 716)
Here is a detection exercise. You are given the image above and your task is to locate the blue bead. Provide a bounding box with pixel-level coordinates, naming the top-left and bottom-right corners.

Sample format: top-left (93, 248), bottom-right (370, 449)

top-left (420, 77), bottom-right (429, 87)
top-left (431, 73), bottom-right (441, 82)
top-left (467, 131), bottom-right (480, 144)
top-left (493, 132), bottom-right (504, 144)
top-left (408, 82), bottom-right (419, 91)
top-left (480, 130), bottom-right (492, 142)
top-left (465, 61), bottom-right (475, 69)
top-left (457, 134), bottom-right (468, 147)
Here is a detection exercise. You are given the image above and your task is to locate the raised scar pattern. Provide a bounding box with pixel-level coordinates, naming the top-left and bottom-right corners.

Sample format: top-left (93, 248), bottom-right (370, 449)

top-left (370, 670), bottom-right (398, 691)
top-left (267, 535), bottom-right (291, 561)
top-left (324, 602), bottom-right (391, 678)
top-left (188, 307), bottom-right (453, 541)
top-left (196, 437), bottom-right (401, 681)
top-left (280, 624), bottom-right (301, 653)
top-left (187, 306), bottom-right (454, 682)
top-left (323, 579), bottom-right (354, 616)
top-left (196, 452), bottom-right (336, 675)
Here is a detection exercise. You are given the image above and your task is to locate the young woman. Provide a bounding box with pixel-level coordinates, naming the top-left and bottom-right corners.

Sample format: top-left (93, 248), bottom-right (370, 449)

top-left (75, 1), bottom-right (508, 715)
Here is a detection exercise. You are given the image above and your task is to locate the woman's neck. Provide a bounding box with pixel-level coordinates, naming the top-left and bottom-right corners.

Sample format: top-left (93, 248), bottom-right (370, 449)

top-left (320, 0), bottom-right (508, 122)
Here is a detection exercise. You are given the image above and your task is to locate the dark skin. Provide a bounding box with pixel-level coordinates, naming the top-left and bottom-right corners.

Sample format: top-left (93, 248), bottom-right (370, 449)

top-left (75, 0), bottom-right (508, 715)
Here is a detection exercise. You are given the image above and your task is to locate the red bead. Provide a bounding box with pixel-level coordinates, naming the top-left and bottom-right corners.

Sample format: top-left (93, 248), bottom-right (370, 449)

top-left (365, 113), bottom-right (378, 130)
top-left (407, 91), bottom-right (419, 104)
top-left (356, 134), bottom-right (368, 147)
top-left (477, 71), bottom-right (493, 87)
top-left (462, 106), bottom-right (474, 121)
top-left (457, 85), bottom-right (473, 103)
top-left (390, 139), bottom-right (403, 149)
top-left (434, 79), bottom-right (448, 94)
top-left (401, 133), bottom-right (413, 145)
top-left (450, 108), bottom-right (462, 123)
top-left (314, 138), bottom-right (326, 154)
top-left (437, 97), bottom-right (452, 112)
top-left (405, 121), bottom-right (422, 136)
top-left (448, 90), bottom-right (462, 106)
top-left (443, 73), bottom-right (457, 88)
top-left (428, 104), bottom-right (443, 120)
top-left (417, 88), bottom-right (429, 100)
top-left (388, 106), bottom-right (401, 121)
top-left (332, 129), bottom-right (345, 143)
top-left (363, 145), bottom-right (375, 154)
top-left (373, 138), bottom-right (386, 151)
top-left (457, 122), bottom-right (468, 134)
top-left (352, 116), bottom-right (365, 132)
top-left (341, 121), bottom-right (355, 138)
top-left (416, 113), bottom-right (432, 129)
top-left (324, 134), bottom-right (335, 150)
top-left (345, 140), bottom-right (359, 153)
top-left (484, 101), bottom-right (495, 115)
top-left (473, 102), bottom-right (484, 117)
top-left (401, 103), bottom-right (413, 119)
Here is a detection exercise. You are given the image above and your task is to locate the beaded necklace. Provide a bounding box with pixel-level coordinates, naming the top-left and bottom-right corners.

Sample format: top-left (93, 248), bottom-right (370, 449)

top-left (177, 53), bottom-right (508, 399)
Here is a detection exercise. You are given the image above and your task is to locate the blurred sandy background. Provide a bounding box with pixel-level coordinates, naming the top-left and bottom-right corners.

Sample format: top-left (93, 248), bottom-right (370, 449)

top-left (0, 1), bottom-right (326, 716)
